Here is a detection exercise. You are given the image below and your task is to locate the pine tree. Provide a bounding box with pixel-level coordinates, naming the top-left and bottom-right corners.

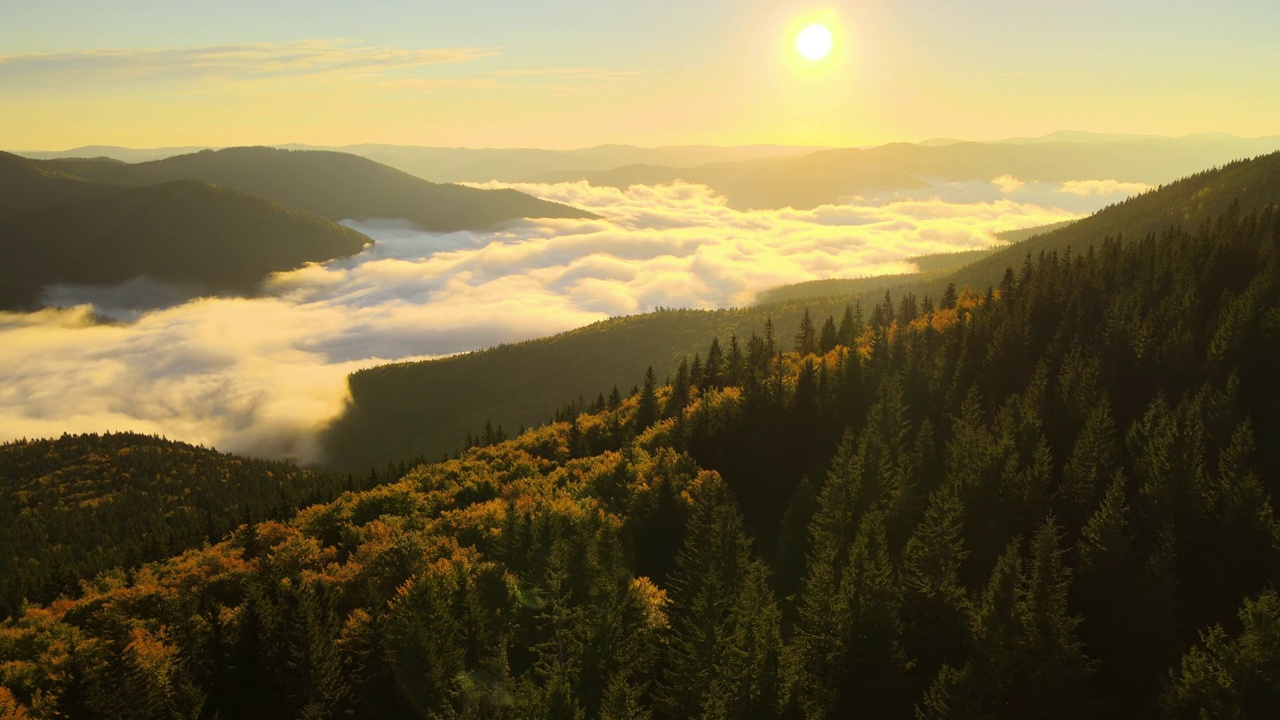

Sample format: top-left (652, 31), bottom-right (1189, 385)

top-left (666, 359), bottom-right (691, 418)
top-left (940, 283), bottom-right (958, 310)
top-left (1161, 590), bottom-right (1280, 719)
top-left (704, 337), bottom-right (725, 389)
top-left (819, 316), bottom-right (838, 354)
top-left (726, 334), bottom-right (744, 386)
top-left (1013, 516), bottom-right (1092, 717)
top-left (635, 367), bottom-right (658, 431)
top-left (795, 309), bottom-right (818, 356)
top-left (836, 303), bottom-right (862, 347)
top-left (901, 485), bottom-right (971, 681)
top-left (898, 293), bottom-right (919, 326)
top-left (656, 474), bottom-right (780, 720)
top-left (1058, 399), bottom-right (1120, 524)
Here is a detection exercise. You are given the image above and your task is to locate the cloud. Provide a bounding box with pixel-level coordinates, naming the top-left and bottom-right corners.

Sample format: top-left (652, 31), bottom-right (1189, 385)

top-left (377, 78), bottom-right (500, 91)
top-left (879, 176), bottom-right (1154, 213)
top-left (0, 182), bottom-right (1082, 463)
top-left (1058, 178), bottom-right (1154, 197)
top-left (992, 174), bottom-right (1026, 194)
top-left (0, 41), bottom-right (499, 87)
top-left (489, 67), bottom-right (640, 79)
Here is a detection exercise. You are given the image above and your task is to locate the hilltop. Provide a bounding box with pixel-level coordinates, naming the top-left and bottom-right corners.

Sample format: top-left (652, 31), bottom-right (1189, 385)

top-left (0, 180), bottom-right (370, 310)
top-left (0, 151), bottom-right (119, 218)
top-left (36, 146), bottom-right (595, 231)
top-left (0, 432), bottom-right (400, 618)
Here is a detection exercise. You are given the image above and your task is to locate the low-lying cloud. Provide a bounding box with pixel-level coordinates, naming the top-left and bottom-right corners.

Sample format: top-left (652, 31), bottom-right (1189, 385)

top-left (0, 181), bottom-right (1085, 463)
top-left (1058, 178), bottom-right (1154, 197)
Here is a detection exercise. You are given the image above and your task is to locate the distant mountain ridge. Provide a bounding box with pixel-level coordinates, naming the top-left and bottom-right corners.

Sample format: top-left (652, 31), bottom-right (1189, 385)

top-left (0, 178), bottom-right (370, 310)
top-left (0, 151), bottom-right (120, 218)
top-left (0, 147), bottom-right (594, 311)
top-left (527, 137), bottom-right (1280, 210)
top-left (16, 134), bottom-right (1280, 213)
top-left (34, 146), bottom-right (594, 231)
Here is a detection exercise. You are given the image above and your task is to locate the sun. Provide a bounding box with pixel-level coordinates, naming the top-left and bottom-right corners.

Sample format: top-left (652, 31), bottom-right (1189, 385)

top-left (796, 23), bottom-right (833, 62)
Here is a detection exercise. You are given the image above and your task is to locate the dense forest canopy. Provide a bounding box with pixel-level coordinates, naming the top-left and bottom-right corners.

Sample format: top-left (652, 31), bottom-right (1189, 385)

top-left (3, 161), bottom-right (1279, 716)
top-left (0, 433), bottom-right (407, 620)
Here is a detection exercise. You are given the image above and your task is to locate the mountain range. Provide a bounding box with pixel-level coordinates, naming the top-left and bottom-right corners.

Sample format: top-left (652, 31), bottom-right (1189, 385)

top-left (16, 132), bottom-right (1280, 210)
top-left (0, 148), bottom-right (591, 310)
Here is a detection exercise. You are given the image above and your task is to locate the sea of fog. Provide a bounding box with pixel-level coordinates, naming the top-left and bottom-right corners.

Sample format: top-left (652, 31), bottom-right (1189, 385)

top-left (0, 177), bottom-right (1145, 462)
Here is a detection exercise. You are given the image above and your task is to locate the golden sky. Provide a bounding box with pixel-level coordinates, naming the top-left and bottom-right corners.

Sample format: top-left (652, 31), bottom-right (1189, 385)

top-left (3, 0), bottom-right (1279, 149)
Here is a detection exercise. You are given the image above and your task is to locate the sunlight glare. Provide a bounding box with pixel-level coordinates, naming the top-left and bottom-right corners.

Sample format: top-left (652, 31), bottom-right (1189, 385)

top-left (796, 23), bottom-right (833, 61)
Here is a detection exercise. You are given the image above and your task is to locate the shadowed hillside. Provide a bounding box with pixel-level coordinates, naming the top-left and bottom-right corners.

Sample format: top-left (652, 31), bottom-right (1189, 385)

top-left (0, 181), bottom-right (370, 309)
top-left (0, 151), bottom-right (119, 218)
top-left (38, 147), bottom-right (596, 231)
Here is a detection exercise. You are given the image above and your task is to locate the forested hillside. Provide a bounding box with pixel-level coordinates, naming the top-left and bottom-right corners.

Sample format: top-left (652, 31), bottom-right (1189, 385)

top-left (1, 146), bottom-right (595, 311)
top-left (0, 152), bottom-right (118, 218)
top-left (3, 192), bottom-right (1278, 717)
top-left (0, 433), bottom-right (400, 619)
top-left (322, 153), bottom-right (1280, 470)
top-left (0, 181), bottom-right (371, 309)
top-left (37, 147), bottom-right (595, 231)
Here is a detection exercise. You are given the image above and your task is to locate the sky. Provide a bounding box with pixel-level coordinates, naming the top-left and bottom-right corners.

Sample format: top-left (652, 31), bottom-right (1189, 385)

top-left (4, 0), bottom-right (1280, 149)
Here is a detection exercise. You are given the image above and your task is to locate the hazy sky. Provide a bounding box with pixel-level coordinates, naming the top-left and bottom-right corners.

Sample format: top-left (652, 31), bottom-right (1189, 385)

top-left (3, 0), bottom-right (1279, 149)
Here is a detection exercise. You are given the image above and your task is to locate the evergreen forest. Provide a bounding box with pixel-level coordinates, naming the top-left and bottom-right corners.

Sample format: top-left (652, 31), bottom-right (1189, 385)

top-left (3, 156), bottom-right (1280, 718)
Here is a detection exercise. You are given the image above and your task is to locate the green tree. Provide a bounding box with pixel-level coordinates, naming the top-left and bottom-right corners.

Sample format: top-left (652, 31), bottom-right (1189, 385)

top-left (635, 367), bottom-right (659, 431)
top-left (1162, 590), bottom-right (1280, 719)
top-left (656, 474), bottom-right (781, 720)
top-left (794, 309), bottom-right (818, 356)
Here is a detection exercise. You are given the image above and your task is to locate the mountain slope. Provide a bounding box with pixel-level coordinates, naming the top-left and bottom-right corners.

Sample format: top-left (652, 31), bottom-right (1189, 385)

top-left (320, 152), bottom-right (1280, 469)
top-left (38, 147), bottom-right (595, 231)
top-left (0, 432), bottom-right (392, 618)
top-left (944, 151), bottom-right (1280, 292)
top-left (0, 181), bottom-right (370, 309)
top-left (0, 151), bottom-right (120, 218)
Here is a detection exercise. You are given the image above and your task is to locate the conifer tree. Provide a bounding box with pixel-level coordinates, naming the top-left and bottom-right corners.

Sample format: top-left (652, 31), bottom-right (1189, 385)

top-left (726, 334), bottom-right (744, 386)
top-left (819, 316), bottom-right (838, 354)
top-left (1161, 590), bottom-right (1280, 719)
top-left (794, 309), bottom-right (818, 356)
top-left (656, 475), bottom-right (780, 720)
top-left (940, 283), bottom-right (958, 310)
top-left (635, 367), bottom-right (659, 431)
top-left (703, 337), bottom-right (724, 389)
